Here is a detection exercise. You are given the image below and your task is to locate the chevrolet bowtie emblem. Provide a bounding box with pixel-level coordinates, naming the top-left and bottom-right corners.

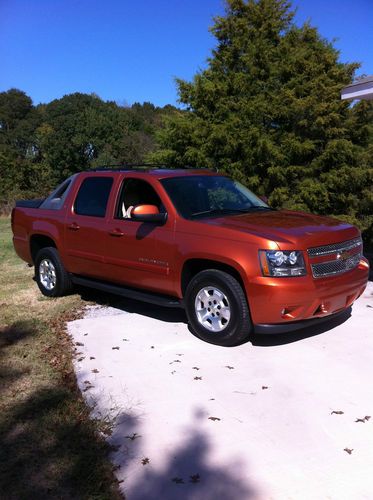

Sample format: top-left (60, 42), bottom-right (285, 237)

top-left (336, 250), bottom-right (351, 261)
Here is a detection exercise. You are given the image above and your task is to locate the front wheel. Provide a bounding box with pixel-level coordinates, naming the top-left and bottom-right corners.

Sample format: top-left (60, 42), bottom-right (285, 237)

top-left (185, 269), bottom-right (252, 346)
top-left (35, 247), bottom-right (73, 297)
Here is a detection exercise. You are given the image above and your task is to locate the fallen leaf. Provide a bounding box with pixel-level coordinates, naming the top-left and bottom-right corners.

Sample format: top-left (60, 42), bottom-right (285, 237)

top-left (171, 477), bottom-right (184, 484)
top-left (208, 416), bottom-right (221, 421)
top-left (125, 433), bottom-right (141, 441)
top-left (331, 410), bottom-right (344, 415)
top-left (190, 474), bottom-right (200, 483)
top-left (141, 457), bottom-right (150, 465)
top-left (344, 448), bottom-right (353, 455)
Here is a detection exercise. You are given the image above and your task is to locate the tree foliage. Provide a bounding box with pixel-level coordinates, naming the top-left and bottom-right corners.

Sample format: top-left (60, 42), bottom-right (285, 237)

top-left (0, 89), bottom-right (177, 209)
top-left (150, 0), bottom-right (373, 246)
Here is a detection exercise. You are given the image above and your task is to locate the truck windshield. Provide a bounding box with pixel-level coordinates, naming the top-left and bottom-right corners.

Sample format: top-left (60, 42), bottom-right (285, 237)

top-left (160, 175), bottom-right (271, 219)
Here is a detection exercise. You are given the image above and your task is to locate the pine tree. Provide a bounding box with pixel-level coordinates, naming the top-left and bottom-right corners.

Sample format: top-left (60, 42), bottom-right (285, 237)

top-left (150, 0), bottom-right (373, 246)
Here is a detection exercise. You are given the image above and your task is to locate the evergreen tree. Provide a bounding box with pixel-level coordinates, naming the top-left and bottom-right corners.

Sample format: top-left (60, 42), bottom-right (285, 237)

top-left (150, 0), bottom-right (373, 246)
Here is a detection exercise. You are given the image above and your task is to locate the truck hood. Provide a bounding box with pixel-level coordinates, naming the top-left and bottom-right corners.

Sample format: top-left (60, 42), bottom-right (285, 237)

top-left (201, 210), bottom-right (359, 249)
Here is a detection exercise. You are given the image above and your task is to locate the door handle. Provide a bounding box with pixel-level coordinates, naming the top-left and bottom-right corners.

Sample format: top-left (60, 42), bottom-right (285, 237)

top-left (109, 229), bottom-right (124, 237)
top-left (68, 223), bottom-right (80, 231)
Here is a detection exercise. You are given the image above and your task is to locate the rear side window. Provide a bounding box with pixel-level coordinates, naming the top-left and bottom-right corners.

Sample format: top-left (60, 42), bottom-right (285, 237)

top-left (74, 177), bottom-right (113, 217)
top-left (39, 175), bottom-right (76, 210)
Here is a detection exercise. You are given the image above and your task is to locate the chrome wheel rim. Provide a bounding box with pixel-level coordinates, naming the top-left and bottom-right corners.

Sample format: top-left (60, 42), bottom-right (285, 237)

top-left (195, 286), bottom-right (231, 332)
top-left (39, 259), bottom-right (57, 290)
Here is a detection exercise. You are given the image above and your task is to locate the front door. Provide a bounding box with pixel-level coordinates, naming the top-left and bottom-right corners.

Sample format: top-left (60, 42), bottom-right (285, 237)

top-left (104, 177), bottom-right (175, 295)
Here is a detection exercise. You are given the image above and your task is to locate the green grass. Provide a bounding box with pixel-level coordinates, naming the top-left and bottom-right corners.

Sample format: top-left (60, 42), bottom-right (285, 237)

top-left (0, 217), bottom-right (122, 499)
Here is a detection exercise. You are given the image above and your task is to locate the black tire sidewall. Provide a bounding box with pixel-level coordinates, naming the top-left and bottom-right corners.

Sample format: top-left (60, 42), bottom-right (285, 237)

top-left (185, 270), bottom-right (251, 346)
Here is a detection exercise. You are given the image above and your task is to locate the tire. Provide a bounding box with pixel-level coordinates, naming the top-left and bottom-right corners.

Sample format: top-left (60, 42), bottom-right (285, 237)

top-left (35, 247), bottom-right (73, 297)
top-left (185, 269), bottom-right (252, 346)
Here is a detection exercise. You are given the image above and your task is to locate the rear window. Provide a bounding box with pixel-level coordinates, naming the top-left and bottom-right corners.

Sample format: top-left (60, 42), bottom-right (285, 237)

top-left (74, 177), bottom-right (113, 217)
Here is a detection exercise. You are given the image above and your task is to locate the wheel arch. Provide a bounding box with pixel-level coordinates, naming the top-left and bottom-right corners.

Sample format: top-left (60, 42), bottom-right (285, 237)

top-left (30, 234), bottom-right (57, 263)
top-left (180, 258), bottom-right (247, 298)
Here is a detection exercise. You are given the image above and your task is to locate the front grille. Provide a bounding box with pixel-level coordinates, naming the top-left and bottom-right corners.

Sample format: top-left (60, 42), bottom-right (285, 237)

top-left (308, 237), bottom-right (363, 278)
top-left (311, 253), bottom-right (361, 278)
top-left (307, 237), bottom-right (362, 257)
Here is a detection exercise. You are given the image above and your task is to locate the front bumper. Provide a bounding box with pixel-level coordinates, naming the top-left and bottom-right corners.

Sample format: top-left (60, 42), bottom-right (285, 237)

top-left (248, 257), bottom-right (369, 330)
top-left (253, 307), bottom-right (351, 334)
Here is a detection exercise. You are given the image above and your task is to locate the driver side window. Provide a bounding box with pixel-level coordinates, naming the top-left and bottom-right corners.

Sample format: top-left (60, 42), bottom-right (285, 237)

top-left (115, 178), bottom-right (163, 219)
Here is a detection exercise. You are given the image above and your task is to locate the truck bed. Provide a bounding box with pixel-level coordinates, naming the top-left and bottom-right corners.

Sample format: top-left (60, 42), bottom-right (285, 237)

top-left (15, 199), bottom-right (45, 209)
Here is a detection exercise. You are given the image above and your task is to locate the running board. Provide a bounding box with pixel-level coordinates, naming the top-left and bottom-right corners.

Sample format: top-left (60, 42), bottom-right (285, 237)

top-left (71, 276), bottom-right (183, 308)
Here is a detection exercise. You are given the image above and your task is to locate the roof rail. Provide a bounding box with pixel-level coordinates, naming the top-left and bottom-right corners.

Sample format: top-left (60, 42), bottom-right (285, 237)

top-left (89, 163), bottom-right (218, 172)
top-left (90, 163), bottom-right (166, 172)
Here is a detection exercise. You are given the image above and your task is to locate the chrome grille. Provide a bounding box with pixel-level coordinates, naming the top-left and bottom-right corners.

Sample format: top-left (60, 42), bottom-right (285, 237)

top-left (307, 237), bottom-right (362, 257)
top-left (308, 237), bottom-right (363, 278)
top-left (311, 253), bottom-right (361, 278)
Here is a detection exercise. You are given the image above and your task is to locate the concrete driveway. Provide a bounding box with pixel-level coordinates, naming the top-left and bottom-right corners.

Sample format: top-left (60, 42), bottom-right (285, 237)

top-left (68, 282), bottom-right (373, 500)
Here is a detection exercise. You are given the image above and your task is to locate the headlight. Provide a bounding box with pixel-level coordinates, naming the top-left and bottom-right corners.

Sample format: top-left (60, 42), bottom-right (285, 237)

top-left (259, 250), bottom-right (306, 277)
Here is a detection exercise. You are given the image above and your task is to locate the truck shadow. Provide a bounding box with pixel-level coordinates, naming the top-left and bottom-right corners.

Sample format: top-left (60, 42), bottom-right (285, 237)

top-left (77, 287), bottom-right (188, 324)
top-left (75, 287), bottom-right (352, 348)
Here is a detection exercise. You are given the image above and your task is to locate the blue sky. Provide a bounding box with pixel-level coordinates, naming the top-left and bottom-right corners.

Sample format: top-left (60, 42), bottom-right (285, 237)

top-left (0, 0), bottom-right (372, 107)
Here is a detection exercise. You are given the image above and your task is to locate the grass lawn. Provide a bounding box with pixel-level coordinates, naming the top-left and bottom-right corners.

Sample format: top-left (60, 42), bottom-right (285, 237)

top-left (0, 217), bottom-right (122, 499)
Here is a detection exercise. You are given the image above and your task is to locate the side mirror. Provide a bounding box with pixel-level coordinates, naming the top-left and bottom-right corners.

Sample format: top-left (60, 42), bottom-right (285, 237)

top-left (131, 204), bottom-right (167, 224)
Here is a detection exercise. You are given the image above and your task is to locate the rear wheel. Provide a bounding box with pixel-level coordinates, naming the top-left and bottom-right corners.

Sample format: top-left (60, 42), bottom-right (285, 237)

top-left (35, 247), bottom-right (73, 297)
top-left (185, 269), bottom-right (252, 346)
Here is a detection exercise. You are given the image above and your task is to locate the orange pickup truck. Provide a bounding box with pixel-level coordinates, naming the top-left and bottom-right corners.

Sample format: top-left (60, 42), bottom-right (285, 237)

top-left (12, 167), bottom-right (369, 346)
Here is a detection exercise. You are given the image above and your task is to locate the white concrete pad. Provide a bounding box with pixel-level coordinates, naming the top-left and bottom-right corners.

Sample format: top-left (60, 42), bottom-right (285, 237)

top-left (68, 283), bottom-right (373, 500)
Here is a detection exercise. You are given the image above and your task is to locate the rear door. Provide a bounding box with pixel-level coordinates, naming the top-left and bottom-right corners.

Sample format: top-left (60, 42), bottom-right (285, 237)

top-left (104, 176), bottom-right (176, 295)
top-left (64, 175), bottom-right (114, 279)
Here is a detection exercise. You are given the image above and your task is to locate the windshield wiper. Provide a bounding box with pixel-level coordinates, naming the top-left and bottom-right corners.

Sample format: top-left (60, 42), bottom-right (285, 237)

top-left (191, 208), bottom-right (247, 218)
top-left (244, 206), bottom-right (275, 211)
top-left (191, 207), bottom-right (273, 218)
